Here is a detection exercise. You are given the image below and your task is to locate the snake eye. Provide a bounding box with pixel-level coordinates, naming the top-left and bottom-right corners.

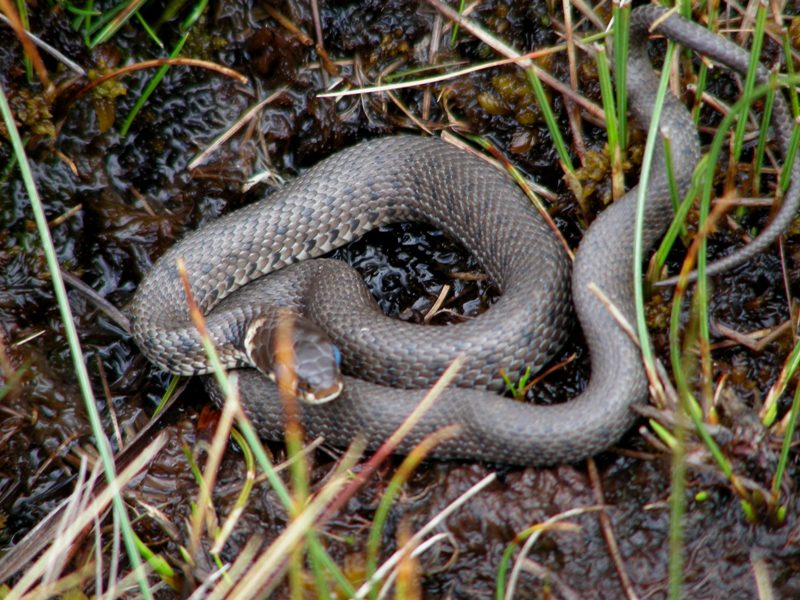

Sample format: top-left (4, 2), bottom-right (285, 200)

top-left (332, 345), bottom-right (341, 368)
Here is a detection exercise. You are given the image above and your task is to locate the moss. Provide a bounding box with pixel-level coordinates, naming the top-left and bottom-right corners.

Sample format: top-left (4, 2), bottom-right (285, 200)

top-left (87, 63), bottom-right (128, 133)
top-left (790, 17), bottom-right (800, 54)
top-left (476, 72), bottom-right (542, 127)
top-left (0, 88), bottom-right (55, 138)
top-left (476, 90), bottom-right (506, 115)
top-left (573, 148), bottom-right (611, 205)
top-left (183, 17), bottom-right (229, 59)
top-left (645, 290), bottom-right (672, 331)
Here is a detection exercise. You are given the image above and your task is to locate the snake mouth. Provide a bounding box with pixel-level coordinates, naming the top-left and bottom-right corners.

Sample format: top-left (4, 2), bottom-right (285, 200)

top-left (300, 380), bottom-right (344, 405)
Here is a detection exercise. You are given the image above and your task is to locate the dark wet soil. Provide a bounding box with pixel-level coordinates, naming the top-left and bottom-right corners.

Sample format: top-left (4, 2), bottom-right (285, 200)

top-left (2, 0), bottom-right (800, 598)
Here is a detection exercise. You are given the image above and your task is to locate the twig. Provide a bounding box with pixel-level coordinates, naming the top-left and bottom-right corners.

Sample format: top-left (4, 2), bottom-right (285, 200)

top-left (95, 356), bottom-right (123, 449)
top-left (309, 0), bottom-right (329, 88)
top-left (0, 0), bottom-right (51, 90)
top-left (586, 282), bottom-right (640, 347)
top-left (6, 434), bottom-right (168, 599)
top-left (60, 269), bottom-right (131, 333)
top-left (560, 0), bottom-right (587, 157)
top-left (74, 58), bottom-right (247, 100)
top-left (517, 559), bottom-right (582, 600)
top-left (712, 318), bottom-right (793, 353)
top-left (0, 13), bottom-right (85, 75)
top-left (423, 284), bottom-right (451, 323)
top-left (588, 459), bottom-right (639, 600)
top-left (354, 473), bottom-right (497, 599)
top-left (189, 88), bottom-right (287, 170)
top-left (505, 506), bottom-right (602, 599)
top-left (423, 13), bottom-right (444, 121)
top-left (423, 0), bottom-right (605, 121)
top-left (375, 532), bottom-right (452, 600)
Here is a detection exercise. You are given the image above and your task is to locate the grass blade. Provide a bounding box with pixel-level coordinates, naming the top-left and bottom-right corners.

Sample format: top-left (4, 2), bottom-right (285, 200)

top-left (0, 81), bottom-right (152, 599)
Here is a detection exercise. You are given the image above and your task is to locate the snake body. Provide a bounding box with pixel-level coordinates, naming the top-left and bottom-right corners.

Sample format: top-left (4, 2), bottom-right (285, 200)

top-left (130, 6), bottom-right (799, 465)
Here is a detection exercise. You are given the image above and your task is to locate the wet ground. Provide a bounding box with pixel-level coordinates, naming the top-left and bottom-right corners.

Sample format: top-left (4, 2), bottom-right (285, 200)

top-left (1, 0), bottom-right (800, 597)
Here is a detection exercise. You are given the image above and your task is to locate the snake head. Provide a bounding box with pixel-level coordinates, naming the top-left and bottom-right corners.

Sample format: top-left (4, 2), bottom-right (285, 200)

top-left (245, 311), bottom-right (344, 404)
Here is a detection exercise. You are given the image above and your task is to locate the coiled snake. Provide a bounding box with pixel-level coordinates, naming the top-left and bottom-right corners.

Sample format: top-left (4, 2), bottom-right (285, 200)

top-left (130, 6), bottom-right (799, 465)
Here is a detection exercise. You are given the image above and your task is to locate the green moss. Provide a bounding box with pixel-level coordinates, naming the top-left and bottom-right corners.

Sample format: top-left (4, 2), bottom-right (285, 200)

top-left (476, 72), bottom-right (542, 127)
top-left (87, 64), bottom-right (128, 133)
top-left (789, 17), bottom-right (800, 52)
top-left (183, 17), bottom-right (229, 59)
top-left (3, 88), bottom-right (55, 138)
top-left (476, 90), bottom-right (506, 115)
top-left (645, 290), bottom-right (672, 332)
top-left (573, 148), bottom-right (611, 205)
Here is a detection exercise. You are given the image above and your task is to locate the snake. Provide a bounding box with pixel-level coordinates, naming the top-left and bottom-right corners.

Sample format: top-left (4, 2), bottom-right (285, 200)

top-left (130, 6), bottom-right (799, 466)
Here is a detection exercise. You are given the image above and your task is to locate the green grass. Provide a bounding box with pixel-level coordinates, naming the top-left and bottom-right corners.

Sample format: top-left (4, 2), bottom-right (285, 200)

top-left (0, 80), bottom-right (152, 599)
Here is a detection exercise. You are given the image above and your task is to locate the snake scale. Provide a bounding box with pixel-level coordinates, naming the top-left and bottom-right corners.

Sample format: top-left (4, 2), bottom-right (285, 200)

top-left (130, 6), bottom-right (800, 465)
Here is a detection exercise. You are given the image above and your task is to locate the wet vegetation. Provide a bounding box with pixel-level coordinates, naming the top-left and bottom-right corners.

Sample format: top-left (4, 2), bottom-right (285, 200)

top-left (1, 0), bottom-right (800, 598)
